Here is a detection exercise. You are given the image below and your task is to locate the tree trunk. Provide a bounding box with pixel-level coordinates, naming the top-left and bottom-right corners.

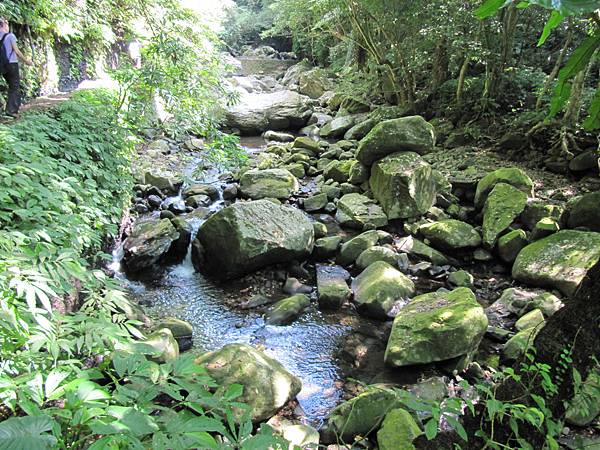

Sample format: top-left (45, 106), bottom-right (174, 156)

top-left (432, 36), bottom-right (449, 92)
top-left (456, 55), bottom-right (470, 104)
top-left (482, 5), bottom-right (518, 104)
top-left (536, 20), bottom-right (573, 110)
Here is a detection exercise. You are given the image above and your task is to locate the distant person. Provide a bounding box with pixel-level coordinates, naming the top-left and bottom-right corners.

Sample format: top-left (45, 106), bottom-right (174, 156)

top-left (0, 18), bottom-right (33, 117)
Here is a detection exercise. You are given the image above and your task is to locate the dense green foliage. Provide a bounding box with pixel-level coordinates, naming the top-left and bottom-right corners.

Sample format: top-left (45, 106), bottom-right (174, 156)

top-left (251, 0), bottom-right (599, 136)
top-left (0, 91), bottom-right (284, 449)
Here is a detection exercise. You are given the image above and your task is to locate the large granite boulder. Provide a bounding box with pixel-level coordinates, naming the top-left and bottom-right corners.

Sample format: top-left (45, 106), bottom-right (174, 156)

top-left (512, 230), bottom-right (600, 297)
top-left (225, 90), bottom-right (312, 134)
top-left (196, 344), bottom-right (302, 422)
top-left (335, 193), bottom-right (388, 230)
top-left (193, 200), bottom-right (314, 279)
top-left (357, 116), bottom-right (436, 166)
top-left (370, 152), bottom-right (437, 219)
top-left (385, 287), bottom-right (488, 367)
top-left (567, 192), bottom-right (600, 232)
top-left (239, 168), bottom-right (299, 200)
top-left (474, 167), bottom-right (534, 209)
top-left (481, 183), bottom-right (528, 248)
top-left (122, 218), bottom-right (181, 273)
top-left (419, 219), bottom-right (482, 250)
top-left (351, 261), bottom-right (415, 319)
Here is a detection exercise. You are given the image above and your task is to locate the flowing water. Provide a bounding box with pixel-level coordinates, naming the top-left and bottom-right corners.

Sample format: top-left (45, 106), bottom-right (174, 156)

top-left (113, 136), bottom-right (354, 427)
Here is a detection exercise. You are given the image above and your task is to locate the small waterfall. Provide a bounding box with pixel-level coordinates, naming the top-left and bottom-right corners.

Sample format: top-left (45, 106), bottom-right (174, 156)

top-left (169, 217), bottom-right (203, 278)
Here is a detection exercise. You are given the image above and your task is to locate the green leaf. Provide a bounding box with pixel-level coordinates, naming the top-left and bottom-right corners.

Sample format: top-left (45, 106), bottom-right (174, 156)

top-left (538, 10), bottom-right (563, 46)
top-left (424, 418), bottom-right (438, 440)
top-left (476, 0), bottom-right (512, 19)
top-left (0, 416), bottom-right (57, 450)
top-left (90, 406), bottom-right (159, 437)
top-left (224, 383), bottom-right (244, 401)
top-left (549, 32), bottom-right (600, 118)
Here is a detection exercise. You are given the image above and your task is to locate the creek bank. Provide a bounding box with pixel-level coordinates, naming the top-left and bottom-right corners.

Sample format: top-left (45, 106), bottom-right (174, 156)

top-left (113, 54), bottom-right (600, 446)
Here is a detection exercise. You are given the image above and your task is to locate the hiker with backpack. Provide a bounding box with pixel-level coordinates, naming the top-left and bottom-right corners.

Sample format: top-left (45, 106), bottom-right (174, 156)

top-left (0, 17), bottom-right (33, 118)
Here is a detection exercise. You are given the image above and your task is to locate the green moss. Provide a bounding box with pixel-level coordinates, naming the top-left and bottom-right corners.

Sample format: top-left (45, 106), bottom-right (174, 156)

top-left (419, 219), bottom-right (481, 250)
top-left (474, 167), bottom-right (533, 209)
top-left (351, 261), bottom-right (415, 319)
top-left (512, 230), bottom-right (600, 297)
top-left (385, 287), bottom-right (488, 367)
top-left (482, 183), bottom-right (527, 248)
top-left (370, 151), bottom-right (437, 219)
top-left (377, 408), bottom-right (422, 450)
top-left (357, 116), bottom-right (436, 165)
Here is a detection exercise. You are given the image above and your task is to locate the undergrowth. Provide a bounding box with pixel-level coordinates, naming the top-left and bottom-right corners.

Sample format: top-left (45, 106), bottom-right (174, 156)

top-left (0, 90), bottom-right (288, 449)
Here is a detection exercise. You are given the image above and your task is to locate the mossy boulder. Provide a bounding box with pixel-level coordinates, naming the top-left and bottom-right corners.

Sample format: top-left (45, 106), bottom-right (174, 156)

top-left (344, 118), bottom-right (377, 141)
top-left (122, 218), bottom-right (180, 273)
top-left (320, 115), bottom-right (356, 139)
top-left (351, 261), bottom-right (415, 319)
top-left (384, 288), bottom-right (488, 367)
top-left (145, 328), bottom-right (179, 363)
top-left (322, 387), bottom-right (403, 443)
top-left (323, 160), bottom-right (356, 183)
top-left (567, 192), bottom-right (600, 232)
top-left (357, 116), bottom-right (436, 166)
top-left (512, 230), bottom-right (600, 297)
top-left (298, 68), bottom-right (331, 99)
top-left (521, 201), bottom-right (564, 230)
top-left (313, 236), bottom-right (342, 260)
top-left (194, 200), bottom-right (314, 279)
top-left (265, 294), bottom-right (311, 325)
top-left (239, 168), bottom-right (299, 200)
top-left (335, 193), bottom-right (388, 231)
top-left (317, 264), bottom-right (351, 309)
top-left (487, 287), bottom-right (563, 319)
top-left (292, 136), bottom-right (320, 153)
top-left (498, 229), bottom-right (528, 263)
top-left (196, 344), bottom-right (302, 422)
top-left (515, 309), bottom-right (544, 331)
top-left (377, 408), bottom-right (423, 450)
top-left (356, 246), bottom-right (401, 270)
top-left (370, 152), bottom-right (437, 219)
top-left (474, 167), bottom-right (534, 209)
top-left (337, 230), bottom-right (380, 266)
top-left (502, 326), bottom-right (541, 362)
top-left (303, 193), bottom-right (328, 212)
top-left (419, 219), bottom-right (482, 250)
top-left (349, 162), bottom-right (370, 185)
top-left (482, 183), bottom-right (528, 248)
top-left (396, 236), bottom-right (449, 265)
top-left (530, 217), bottom-right (560, 241)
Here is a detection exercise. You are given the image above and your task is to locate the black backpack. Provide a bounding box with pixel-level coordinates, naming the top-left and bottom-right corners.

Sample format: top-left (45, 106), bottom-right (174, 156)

top-left (0, 33), bottom-right (11, 74)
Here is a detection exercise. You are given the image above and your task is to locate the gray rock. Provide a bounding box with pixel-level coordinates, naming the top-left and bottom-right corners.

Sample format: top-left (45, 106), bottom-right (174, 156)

top-left (317, 265), bottom-right (351, 309)
top-left (357, 116), bottom-right (436, 166)
top-left (196, 344), bottom-right (302, 422)
top-left (240, 168), bottom-right (299, 200)
top-left (266, 294), bottom-right (311, 325)
top-left (370, 152), bottom-right (438, 219)
top-left (122, 218), bottom-right (180, 273)
top-left (351, 261), bottom-right (415, 319)
top-left (193, 200), bottom-right (314, 279)
top-left (335, 193), bottom-right (388, 231)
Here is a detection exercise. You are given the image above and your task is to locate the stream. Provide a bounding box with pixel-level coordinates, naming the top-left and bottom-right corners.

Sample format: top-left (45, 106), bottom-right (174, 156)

top-left (112, 136), bottom-right (356, 427)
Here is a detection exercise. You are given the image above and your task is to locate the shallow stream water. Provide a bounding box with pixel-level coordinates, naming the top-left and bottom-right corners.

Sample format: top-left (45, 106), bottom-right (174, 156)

top-left (114, 136), bottom-right (355, 427)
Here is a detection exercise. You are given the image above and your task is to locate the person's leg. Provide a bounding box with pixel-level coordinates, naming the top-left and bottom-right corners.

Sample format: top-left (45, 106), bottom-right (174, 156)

top-left (5, 63), bottom-right (20, 115)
